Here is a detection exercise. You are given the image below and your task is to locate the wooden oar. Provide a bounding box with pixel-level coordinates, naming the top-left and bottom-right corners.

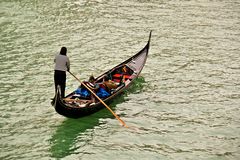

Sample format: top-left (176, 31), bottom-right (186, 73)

top-left (68, 71), bottom-right (128, 128)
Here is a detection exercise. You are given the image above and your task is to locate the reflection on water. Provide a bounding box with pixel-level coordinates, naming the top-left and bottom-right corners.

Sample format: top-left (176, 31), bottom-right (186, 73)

top-left (50, 110), bottom-right (108, 158)
top-left (50, 78), bottom-right (145, 158)
top-left (126, 77), bottom-right (146, 94)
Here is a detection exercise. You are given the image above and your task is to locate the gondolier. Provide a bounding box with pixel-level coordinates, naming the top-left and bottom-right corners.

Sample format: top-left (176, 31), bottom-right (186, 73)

top-left (54, 47), bottom-right (70, 98)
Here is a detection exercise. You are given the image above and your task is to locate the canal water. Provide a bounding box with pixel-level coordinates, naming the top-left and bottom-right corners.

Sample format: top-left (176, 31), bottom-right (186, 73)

top-left (0, 0), bottom-right (239, 159)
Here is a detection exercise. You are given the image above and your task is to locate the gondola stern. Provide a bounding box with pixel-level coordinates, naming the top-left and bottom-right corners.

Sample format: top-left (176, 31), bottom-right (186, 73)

top-left (53, 86), bottom-right (64, 113)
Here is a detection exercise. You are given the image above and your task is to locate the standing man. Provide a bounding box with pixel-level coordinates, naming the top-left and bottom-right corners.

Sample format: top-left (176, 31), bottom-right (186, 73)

top-left (54, 47), bottom-right (70, 98)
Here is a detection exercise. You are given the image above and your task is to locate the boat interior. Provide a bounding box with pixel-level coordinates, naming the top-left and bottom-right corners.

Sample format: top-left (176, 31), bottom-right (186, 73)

top-left (63, 64), bottom-right (134, 107)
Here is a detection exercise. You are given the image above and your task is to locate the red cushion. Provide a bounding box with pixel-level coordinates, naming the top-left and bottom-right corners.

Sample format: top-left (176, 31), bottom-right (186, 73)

top-left (113, 74), bottom-right (131, 79)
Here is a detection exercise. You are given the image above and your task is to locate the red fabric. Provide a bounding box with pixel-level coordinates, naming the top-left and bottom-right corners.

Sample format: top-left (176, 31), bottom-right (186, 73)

top-left (99, 83), bottom-right (107, 90)
top-left (113, 74), bottom-right (131, 79)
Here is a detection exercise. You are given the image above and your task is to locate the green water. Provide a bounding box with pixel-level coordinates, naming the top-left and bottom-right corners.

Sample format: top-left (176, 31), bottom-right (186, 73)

top-left (0, 0), bottom-right (240, 159)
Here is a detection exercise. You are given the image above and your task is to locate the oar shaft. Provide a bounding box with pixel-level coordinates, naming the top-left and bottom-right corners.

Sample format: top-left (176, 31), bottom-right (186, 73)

top-left (68, 71), bottom-right (128, 127)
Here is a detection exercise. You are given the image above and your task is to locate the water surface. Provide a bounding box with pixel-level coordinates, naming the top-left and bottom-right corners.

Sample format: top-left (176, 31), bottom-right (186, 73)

top-left (0, 0), bottom-right (239, 159)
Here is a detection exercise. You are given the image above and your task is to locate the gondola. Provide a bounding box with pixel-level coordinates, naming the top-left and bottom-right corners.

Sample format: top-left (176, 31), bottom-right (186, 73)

top-left (52, 31), bottom-right (151, 118)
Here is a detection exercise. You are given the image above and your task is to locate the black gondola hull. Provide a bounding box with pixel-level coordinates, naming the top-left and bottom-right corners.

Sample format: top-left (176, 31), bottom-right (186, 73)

top-left (52, 31), bottom-right (151, 118)
top-left (54, 85), bottom-right (126, 118)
